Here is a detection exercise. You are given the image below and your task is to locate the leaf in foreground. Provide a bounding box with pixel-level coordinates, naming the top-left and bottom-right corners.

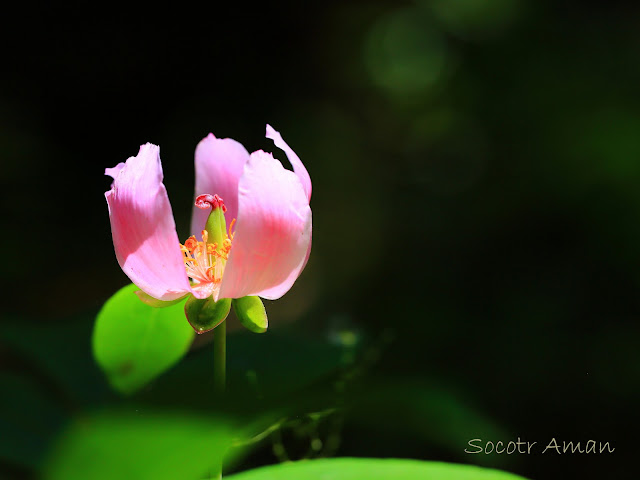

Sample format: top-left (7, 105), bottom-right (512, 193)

top-left (226, 457), bottom-right (529, 480)
top-left (42, 410), bottom-right (234, 480)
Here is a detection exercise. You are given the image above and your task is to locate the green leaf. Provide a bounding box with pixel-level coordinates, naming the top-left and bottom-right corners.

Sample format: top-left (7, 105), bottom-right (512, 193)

top-left (185, 295), bottom-right (231, 333)
top-left (233, 296), bottom-right (268, 333)
top-left (42, 410), bottom-right (236, 480)
top-left (92, 284), bottom-right (194, 395)
top-left (225, 458), bottom-right (529, 479)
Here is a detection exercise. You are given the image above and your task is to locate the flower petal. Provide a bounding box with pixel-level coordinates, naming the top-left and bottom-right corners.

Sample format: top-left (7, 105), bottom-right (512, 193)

top-left (266, 124), bottom-right (312, 201)
top-left (105, 144), bottom-right (192, 301)
top-left (105, 162), bottom-right (126, 181)
top-left (218, 150), bottom-right (312, 300)
top-left (191, 134), bottom-right (250, 234)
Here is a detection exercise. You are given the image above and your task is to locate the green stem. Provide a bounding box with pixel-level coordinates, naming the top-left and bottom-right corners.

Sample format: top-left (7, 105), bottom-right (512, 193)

top-left (214, 319), bottom-right (226, 394)
top-left (212, 320), bottom-right (226, 479)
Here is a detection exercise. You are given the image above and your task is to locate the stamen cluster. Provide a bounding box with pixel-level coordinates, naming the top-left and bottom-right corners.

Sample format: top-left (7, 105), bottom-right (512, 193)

top-left (180, 221), bottom-right (235, 288)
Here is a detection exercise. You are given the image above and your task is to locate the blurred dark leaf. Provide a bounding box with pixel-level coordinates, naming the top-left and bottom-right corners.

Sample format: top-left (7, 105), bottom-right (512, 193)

top-left (427, 0), bottom-right (524, 39)
top-left (0, 316), bottom-right (110, 406)
top-left (0, 371), bottom-right (67, 469)
top-left (0, 315), bottom-right (110, 470)
top-left (138, 324), bottom-right (360, 411)
top-left (347, 379), bottom-right (511, 466)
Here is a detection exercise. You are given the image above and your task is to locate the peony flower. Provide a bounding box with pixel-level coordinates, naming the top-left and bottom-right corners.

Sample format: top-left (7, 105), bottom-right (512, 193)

top-left (104, 125), bottom-right (312, 321)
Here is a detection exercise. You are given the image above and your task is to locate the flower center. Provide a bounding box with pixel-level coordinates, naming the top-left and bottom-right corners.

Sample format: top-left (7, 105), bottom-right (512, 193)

top-left (180, 194), bottom-right (235, 295)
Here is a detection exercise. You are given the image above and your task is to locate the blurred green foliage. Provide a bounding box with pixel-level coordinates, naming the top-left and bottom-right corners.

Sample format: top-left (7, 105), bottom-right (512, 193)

top-left (42, 410), bottom-right (234, 480)
top-left (225, 457), bottom-right (528, 480)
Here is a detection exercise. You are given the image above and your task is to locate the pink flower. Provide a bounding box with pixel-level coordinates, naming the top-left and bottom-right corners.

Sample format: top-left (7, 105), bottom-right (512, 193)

top-left (105, 125), bottom-right (312, 305)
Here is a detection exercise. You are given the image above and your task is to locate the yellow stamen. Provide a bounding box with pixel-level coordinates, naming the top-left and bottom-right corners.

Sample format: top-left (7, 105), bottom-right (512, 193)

top-left (228, 218), bottom-right (236, 240)
top-left (178, 216), bottom-right (236, 292)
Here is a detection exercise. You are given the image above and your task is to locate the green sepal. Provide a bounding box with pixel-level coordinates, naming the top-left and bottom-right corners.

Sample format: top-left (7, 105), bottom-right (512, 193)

top-left (134, 289), bottom-right (188, 308)
top-left (233, 296), bottom-right (268, 333)
top-left (184, 295), bottom-right (231, 334)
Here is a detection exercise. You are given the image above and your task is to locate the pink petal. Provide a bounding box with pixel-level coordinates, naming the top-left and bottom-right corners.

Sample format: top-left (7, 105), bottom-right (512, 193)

top-left (266, 124), bottom-right (312, 201)
top-left (105, 144), bottom-right (193, 301)
top-left (218, 150), bottom-right (312, 300)
top-left (190, 134), bottom-right (250, 234)
top-left (105, 162), bottom-right (126, 182)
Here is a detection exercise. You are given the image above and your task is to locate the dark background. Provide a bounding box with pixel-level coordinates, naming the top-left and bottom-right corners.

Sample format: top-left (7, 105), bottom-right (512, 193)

top-left (1, 1), bottom-right (638, 479)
